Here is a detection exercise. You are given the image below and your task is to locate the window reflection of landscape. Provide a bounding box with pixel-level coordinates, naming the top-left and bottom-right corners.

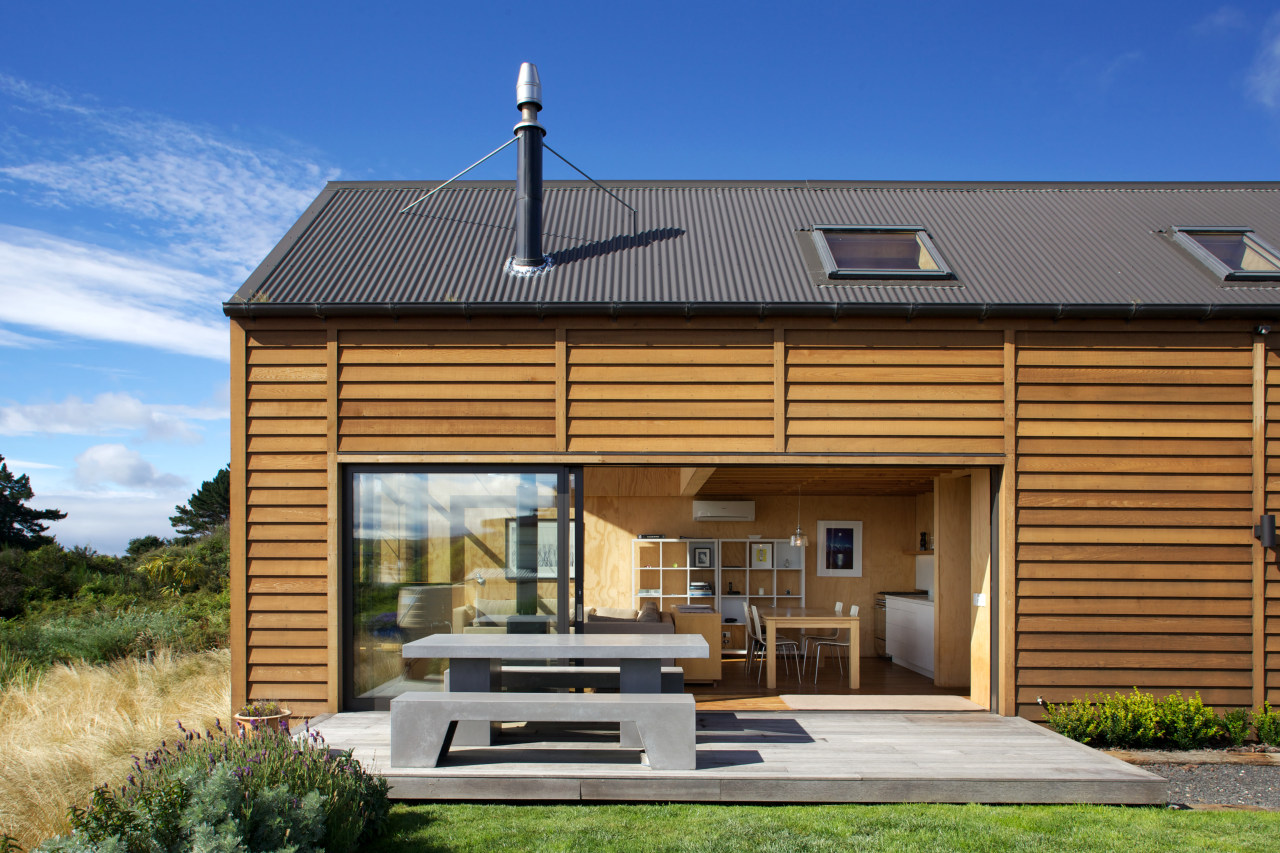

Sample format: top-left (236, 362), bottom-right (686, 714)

top-left (345, 468), bottom-right (576, 709)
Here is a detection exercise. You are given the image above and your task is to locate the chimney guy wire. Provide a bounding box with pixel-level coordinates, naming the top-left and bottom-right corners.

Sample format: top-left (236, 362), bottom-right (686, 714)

top-left (543, 141), bottom-right (638, 236)
top-left (399, 136), bottom-right (518, 214)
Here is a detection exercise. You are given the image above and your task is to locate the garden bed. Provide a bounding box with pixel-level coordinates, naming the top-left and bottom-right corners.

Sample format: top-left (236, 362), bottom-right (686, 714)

top-left (1105, 748), bottom-right (1280, 810)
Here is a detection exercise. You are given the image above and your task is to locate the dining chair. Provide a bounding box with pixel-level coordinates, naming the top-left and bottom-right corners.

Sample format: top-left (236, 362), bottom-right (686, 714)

top-left (750, 604), bottom-right (801, 683)
top-left (800, 601), bottom-right (843, 675)
top-left (810, 604), bottom-right (859, 683)
top-left (743, 604), bottom-right (763, 678)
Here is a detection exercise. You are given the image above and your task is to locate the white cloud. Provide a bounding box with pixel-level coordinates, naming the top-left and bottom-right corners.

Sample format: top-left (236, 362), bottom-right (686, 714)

top-left (3, 458), bottom-right (59, 470)
top-left (33, 490), bottom-right (178, 556)
top-left (0, 391), bottom-right (226, 442)
top-left (0, 225), bottom-right (229, 360)
top-left (73, 443), bottom-right (186, 491)
top-left (1061, 51), bottom-right (1144, 100)
top-left (1194, 6), bottom-right (1247, 35)
top-left (0, 76), bottom-right (336, 360)
top-left (0, 74), bottom-right (335, 281)
top-left (1248, 14), bottom-right (1280, 109)
top-left (1096, 51), bottom-right (1143, 91)
top-left (0, 326), bottom-right (48, 348)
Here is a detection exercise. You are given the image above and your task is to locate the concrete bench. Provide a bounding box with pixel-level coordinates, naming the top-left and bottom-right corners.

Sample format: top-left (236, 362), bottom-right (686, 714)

top-left (495, 664), bottom-right (684, 693)
top-left (390, 691), bottom-right (696, 771)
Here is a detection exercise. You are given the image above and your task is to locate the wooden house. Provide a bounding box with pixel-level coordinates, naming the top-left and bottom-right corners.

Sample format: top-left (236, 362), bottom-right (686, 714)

top-left (223, 73), bottom-right (1280, 719)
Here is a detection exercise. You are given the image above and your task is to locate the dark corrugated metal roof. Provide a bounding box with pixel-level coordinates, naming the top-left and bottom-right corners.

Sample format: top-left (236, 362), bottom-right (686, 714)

top-left (224, 180), bottom-right (1280, 319)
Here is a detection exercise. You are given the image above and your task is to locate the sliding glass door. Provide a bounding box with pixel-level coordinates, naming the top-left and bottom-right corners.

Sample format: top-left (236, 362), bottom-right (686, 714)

top-left (343, 465), bottom-right (582, 710)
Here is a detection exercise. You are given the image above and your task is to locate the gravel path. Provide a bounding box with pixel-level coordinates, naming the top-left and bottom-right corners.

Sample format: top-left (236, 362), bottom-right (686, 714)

top-left (1148, 763), bottom-right (1280, 809)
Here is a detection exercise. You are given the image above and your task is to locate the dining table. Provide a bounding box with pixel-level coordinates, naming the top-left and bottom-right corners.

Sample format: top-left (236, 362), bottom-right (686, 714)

top-left (401, 632), bottom-right (709, 745)
top-left (757, 605), bottom-right (860, 690)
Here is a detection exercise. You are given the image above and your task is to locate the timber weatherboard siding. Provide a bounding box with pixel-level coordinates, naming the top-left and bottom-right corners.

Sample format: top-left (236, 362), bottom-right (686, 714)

top-left (1267, 346), bottom-right (1280, 707)
top-left (230, 315), bottom-right (1280, 718)
top-left (1013, 331), bottom-right (1258, 718)
top-left (239, 327), bottom-right (331, 715)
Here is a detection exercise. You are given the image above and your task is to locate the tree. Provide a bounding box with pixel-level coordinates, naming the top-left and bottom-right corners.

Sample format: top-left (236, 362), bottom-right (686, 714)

top-left (170, 465), bottom-right (231, 536)
top-left (126, 534), bottom-right (171, 559)
top-left (0, 454), bottom-right (66, 550)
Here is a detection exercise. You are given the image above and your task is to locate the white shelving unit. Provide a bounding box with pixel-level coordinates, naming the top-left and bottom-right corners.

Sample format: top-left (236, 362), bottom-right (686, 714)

top-left (631, 538), bottom-right (717, 607)
top-left (632, 537), bottom-right (806, 652)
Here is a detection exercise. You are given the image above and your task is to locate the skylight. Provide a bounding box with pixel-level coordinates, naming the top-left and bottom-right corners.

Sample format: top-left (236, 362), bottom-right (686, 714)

top-left (1172, 227), bottom-right (1280, 282)
top-left (813, 226), bottom-right (953, 280)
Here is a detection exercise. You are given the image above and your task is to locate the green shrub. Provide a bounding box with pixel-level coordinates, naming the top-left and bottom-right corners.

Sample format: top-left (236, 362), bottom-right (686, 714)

top-left (1157, 691), bottom-right (1223, 750)
top-left (134, 528), bottom-right (229, 598)
top-left (42, 722), bottom-right (388, 853)
top-left (1044, 688), bottom-right (1239, 750)
top-left (1221, 707), bottom-right (1251, 747)
top-left (1254, 701), bottom-right (1280, 746)
top-left (0, 591), bottom-right (230, 685)
top-left (0, 529), bottom-right (233, 686)
top-left (1095, 689), bottom-right (1163, 749)
top-left (0, 644), bottom-right (36, 687)
top-left (1041, 696), bottom-right (1103, 745)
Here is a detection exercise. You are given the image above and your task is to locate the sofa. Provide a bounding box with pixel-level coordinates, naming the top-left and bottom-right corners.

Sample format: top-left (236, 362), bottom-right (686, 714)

top-left (581, 602), bottom-right (676, 664)
top-left (580, 602), bottom-right (675, 635)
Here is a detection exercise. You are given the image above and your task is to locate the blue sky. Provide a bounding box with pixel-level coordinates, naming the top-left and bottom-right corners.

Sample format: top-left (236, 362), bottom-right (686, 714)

top-left (2, 1), bottom-right (1280, 554)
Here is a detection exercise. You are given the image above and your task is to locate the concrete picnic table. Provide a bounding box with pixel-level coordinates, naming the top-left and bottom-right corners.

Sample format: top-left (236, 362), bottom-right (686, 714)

top-left (401, 632), bottom-right (709, 745)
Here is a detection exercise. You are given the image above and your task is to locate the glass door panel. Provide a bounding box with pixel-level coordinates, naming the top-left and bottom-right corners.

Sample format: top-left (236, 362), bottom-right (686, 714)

top-left (345, 466), bottom-right (578, 709)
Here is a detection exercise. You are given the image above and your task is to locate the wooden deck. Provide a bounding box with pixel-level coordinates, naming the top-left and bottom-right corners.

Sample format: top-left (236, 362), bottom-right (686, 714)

top-left (309, 705), bottom-right (1166, 805)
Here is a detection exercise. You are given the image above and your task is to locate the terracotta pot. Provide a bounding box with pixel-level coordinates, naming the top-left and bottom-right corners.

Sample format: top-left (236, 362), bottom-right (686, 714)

top-left (232, 710), bottom-right (291, 737)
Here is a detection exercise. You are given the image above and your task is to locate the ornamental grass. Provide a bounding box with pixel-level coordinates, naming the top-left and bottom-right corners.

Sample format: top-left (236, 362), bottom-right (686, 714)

top-left (0, 649), bottom-right (230, 849)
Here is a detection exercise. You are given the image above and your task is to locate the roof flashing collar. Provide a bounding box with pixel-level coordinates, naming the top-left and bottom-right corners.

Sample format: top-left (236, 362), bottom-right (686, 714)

top-left (505, 254), bottom-right (555, 277)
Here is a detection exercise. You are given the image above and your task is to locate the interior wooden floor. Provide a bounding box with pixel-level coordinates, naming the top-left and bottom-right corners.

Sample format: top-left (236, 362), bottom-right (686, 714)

top-left (689, 652), bottom-right (963, 711)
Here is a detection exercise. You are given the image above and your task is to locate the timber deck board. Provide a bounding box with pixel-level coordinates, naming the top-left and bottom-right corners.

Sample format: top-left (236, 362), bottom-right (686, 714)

top-left (308, 709), bottom-right (1165, 804)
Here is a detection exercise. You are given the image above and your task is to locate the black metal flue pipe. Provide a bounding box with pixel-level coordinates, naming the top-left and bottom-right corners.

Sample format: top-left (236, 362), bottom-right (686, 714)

top-left (514, 62), bottom-right (545, 268)
top-left (515, 126), bottom-right (543, 266)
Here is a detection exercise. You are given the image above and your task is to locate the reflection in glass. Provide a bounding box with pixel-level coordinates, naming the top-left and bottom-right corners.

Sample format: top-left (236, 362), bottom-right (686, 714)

top-left (349, 470), bottom-right (569, 705)
top-left (1185, 231), bottom-right (1280, 274)
top-left (823, 230), bottom-right (939, 271)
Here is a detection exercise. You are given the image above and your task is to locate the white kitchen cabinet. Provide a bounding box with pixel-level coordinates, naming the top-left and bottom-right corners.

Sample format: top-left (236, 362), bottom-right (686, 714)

top-left (884, 594), bottom-right (934, 679)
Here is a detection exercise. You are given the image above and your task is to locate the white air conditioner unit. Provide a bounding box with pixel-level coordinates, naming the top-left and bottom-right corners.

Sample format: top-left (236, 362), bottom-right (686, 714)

top-left (692, 500), bottom-right (755, 522)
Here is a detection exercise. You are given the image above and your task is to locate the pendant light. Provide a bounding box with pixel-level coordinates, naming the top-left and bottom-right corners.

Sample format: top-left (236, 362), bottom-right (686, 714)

top-left (790, 485), bottom-right (809, 547)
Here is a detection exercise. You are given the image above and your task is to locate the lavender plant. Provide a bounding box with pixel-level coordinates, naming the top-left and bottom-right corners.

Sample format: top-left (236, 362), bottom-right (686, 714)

top-left (39, 721), bottom-right (388, 853)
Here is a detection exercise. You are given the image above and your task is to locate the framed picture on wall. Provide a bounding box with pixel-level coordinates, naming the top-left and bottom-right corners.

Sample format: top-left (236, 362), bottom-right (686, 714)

top-left (750, 542), bottom-right (773, 569)
top-left (693, 546), bottom-right (712, 568)
top-left (817, 520), bottom-right (863, 577)
top-left (505, 519), bottom-right (570, 580)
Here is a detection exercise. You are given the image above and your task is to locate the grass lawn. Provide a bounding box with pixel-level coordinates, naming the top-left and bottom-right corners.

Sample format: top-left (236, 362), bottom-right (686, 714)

top-left (364, 802), bottom-right (1280, 852)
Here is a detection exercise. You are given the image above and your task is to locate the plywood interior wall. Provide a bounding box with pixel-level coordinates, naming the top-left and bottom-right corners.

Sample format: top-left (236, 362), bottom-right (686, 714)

top-left (584, 467), bottom-right (920, 655)
top-left (934, 475), bottom-right (973, 689)
top-left (970, 473), bottom-right (993, 708)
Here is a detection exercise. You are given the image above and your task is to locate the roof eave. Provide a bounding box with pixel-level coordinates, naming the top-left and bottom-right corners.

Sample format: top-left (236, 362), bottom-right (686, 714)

top-left (221, 300), bottom-right (1280, 322)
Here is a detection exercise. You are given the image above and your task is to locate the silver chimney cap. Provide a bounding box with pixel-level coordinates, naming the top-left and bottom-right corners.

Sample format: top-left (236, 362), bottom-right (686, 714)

top-left (516, 62), bottom-right (542, 109)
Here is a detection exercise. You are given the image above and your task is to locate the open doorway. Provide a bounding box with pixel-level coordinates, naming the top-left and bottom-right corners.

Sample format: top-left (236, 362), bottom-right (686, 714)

top-left (582, 465), bottom-right (997, 709)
